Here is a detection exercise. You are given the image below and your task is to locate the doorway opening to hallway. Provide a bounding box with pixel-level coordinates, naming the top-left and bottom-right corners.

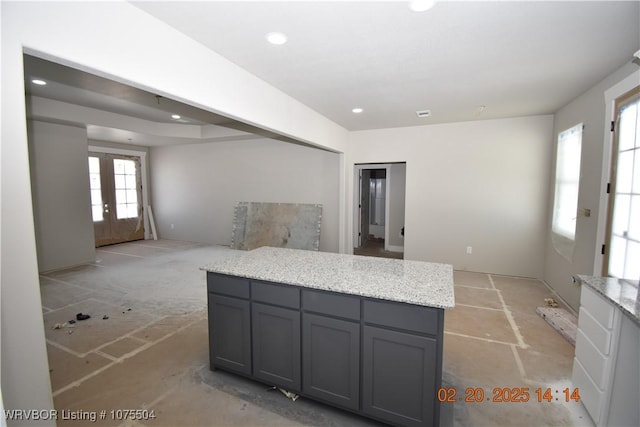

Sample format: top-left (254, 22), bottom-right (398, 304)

top-left (353, 163), bottom-right (406, 259)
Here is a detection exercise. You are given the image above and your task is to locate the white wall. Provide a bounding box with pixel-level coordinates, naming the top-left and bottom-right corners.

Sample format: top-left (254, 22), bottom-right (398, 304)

top-left (544, 61), bottom-right (639, 310)
top-left (1, 1), bottom-right (347, 420)
top-left (348, 116), bottom-right (553, 278)
top-left (150, 138), bottom-right (340, 252)
top-left (28, 121), bottom-right (96, 272)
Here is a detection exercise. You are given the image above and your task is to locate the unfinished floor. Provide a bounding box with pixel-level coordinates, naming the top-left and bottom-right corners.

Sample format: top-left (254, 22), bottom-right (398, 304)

top-left (40, 240), bottom-right (593, 426)
top-left (353, 238), bottom-right (403, 259)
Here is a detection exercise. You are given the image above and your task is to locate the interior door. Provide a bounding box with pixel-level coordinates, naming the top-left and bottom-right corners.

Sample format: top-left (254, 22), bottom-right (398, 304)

top-left (88, 152), bottom-right (144, 247)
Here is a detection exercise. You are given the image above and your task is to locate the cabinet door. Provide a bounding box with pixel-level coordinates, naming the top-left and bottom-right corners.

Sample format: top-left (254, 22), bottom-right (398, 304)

top-left (362, 325), bottom-right (438, 427)
top-left (302, 313), bottom-right (360, 411)
top-left (252, 302), bottom-right (301, 391)
top-left (208, 294), bottom-right (251, 375)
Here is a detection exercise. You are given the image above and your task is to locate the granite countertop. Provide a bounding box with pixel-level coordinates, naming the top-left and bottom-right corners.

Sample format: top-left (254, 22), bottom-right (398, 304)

top-left (577, 275), bottom-right (640, 326)
top-left (202, 246), bottom-right (455, 309)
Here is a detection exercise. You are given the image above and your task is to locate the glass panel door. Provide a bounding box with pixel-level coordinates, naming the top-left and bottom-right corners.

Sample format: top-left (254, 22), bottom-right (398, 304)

top-left (604, 87), bottom-right (640, 281)
top-left (89, 153), bottom-right (144, 247)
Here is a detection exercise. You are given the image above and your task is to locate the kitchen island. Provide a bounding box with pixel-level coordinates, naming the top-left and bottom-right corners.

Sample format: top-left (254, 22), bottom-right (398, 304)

top-left (202, 247), bottom-right (455, 427)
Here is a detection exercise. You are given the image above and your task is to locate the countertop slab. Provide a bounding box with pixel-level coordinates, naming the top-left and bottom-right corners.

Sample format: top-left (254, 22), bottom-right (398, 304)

top-left (202, 247), bottom-right (455, 309)
top-left (577, 275), bottom-right (640, 326)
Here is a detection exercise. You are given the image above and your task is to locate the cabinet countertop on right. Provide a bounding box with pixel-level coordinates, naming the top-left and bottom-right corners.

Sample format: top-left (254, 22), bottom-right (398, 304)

top-left (576, 275), bottom-right (640, 326)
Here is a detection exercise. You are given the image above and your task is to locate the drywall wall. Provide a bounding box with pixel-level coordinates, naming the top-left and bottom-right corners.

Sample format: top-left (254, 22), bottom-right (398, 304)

top-left (348, 116), bottom-right (553, 278)
top-left (150, 138), bottom-right (340, 253)
top-left (2, 1), bottom-right (346, 420)
top-left (28, 121), bottom-right (96, 272)
top-left (544, 61), bottom-right (639, 310)
top-left (2, 23), bottom-right (54, 427)
top-left (388, 163), bottom-right (406, 249)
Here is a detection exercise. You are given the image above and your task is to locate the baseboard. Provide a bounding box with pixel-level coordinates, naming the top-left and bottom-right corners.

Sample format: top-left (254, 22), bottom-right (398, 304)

top-left (387, 245), bottom-right (404, 253)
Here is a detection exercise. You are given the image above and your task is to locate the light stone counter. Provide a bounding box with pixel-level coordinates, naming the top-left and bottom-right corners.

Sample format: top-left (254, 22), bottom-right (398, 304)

top-left (576, 275), bottom-right (640, 326)
top-left (202, 246), bottom-right (455, 309)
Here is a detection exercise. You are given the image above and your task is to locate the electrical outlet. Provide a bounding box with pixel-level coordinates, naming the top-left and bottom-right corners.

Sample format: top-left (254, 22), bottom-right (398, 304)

top-left (170, 223), bottom-right (175, 230)
top-left (466, 246), bottom-right (472, 254)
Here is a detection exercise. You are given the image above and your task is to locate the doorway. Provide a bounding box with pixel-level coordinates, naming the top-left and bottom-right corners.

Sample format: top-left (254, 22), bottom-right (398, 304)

top-left (89, 152), bottom-right (144, 246)
top-left (353, 163), bottom-right (406, 259)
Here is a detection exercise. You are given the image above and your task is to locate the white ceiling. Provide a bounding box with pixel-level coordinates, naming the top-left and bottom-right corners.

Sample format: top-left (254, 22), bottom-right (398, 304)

top-left (133, 0), bottom-right (640, 130)
top-left (24, 1), bottom-right (640, 146)
top-left (24, 55), bottom-right (266, 147)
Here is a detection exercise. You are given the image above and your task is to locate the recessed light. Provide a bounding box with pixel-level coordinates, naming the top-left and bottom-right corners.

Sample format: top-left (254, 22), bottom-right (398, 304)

top-left (171, 114), bottom-right (181, 120)
top-left (352, 108), bottom-right (364, 114)
top-left (32, 79), bottom-right (47, 85)
top-left (409, 0), bottom-right (436, 12)
top-left (266, 32), bottom-right (287, 45)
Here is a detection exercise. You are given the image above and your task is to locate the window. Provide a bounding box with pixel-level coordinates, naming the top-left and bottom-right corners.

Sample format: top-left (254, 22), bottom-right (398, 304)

top-left (605, 89), bottom-right (640, 281)
top-left (88, 156), bottom-right (103, 222)
top-left (113, 158), bottom-right (139, 219)
top-left (551, 124), bottom-right (583, 260)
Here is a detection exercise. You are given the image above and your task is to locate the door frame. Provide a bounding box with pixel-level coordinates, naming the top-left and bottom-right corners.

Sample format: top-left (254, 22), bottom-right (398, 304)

top-left (594, 69), bottom-right (640, 275)
top-left (353, 163), bottom-right (391, 251)
top-left (601, 86), bottom-right (639, 277)
top-left (88, 145), bottom-right (150, 240)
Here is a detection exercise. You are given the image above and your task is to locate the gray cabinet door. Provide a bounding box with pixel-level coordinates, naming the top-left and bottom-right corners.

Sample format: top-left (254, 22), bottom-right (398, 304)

top-left (208, 294), bottom-right (251, 375)
top-left (362, 325), bottom-right (437, 427)
top-left (252, 302), bottom-right (301, 391)
top-left (302, 313), bottom-right (360, 411)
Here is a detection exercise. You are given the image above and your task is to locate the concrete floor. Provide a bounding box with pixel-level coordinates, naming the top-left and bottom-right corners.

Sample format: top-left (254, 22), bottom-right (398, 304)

top-left (40, 240), bottom-right (594, 426)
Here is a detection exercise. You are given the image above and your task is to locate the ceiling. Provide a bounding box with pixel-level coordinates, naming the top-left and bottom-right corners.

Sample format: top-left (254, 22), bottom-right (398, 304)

top-left (24, 56), bottom-right (287, 147)
top-left (25, 1), bottom-right (640, 146)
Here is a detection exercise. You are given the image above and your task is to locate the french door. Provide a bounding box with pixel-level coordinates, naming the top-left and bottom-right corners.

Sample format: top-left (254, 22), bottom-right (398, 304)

top-left (88, 152), bottom-right (144, 247)
top-left (603, 86), bottom-right (640, 280)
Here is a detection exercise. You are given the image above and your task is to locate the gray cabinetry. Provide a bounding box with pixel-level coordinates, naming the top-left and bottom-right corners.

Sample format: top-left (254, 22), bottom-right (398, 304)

top-left (207, 275), bottom-right (251, 375)
top-left (363, 326), bottom-right (437, 427)
top-left (207, 272), bottom-right (444, 426)
top-left (302, 290), bottom-right (360, 411)
top-left (362, 299), bottom-right (442, 426)
top-left (208, 294), bottom-right (251, 375)
top-left (251, 280), bottom-right (301, 390)
top-left (252, 302), bottom-right (301, 390)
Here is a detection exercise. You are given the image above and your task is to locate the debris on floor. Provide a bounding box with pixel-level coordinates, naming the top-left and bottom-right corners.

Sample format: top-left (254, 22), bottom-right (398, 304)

top-left (76, 313), bottom-right (91, 321)
top-left (68, 319), bottom-right (76, 324)
top-left (536, 306), bottom-right (577, 346)
top-left (102, 315), bottom-right (109, 320)
top-left (53, 322), bottom-right (76, 332)
top-left (267, 386), bottom-right (299, 402)
top-left (544, 297), bottom-right (559, 307)
top-left (279, 389), bottom-right (299, 402)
